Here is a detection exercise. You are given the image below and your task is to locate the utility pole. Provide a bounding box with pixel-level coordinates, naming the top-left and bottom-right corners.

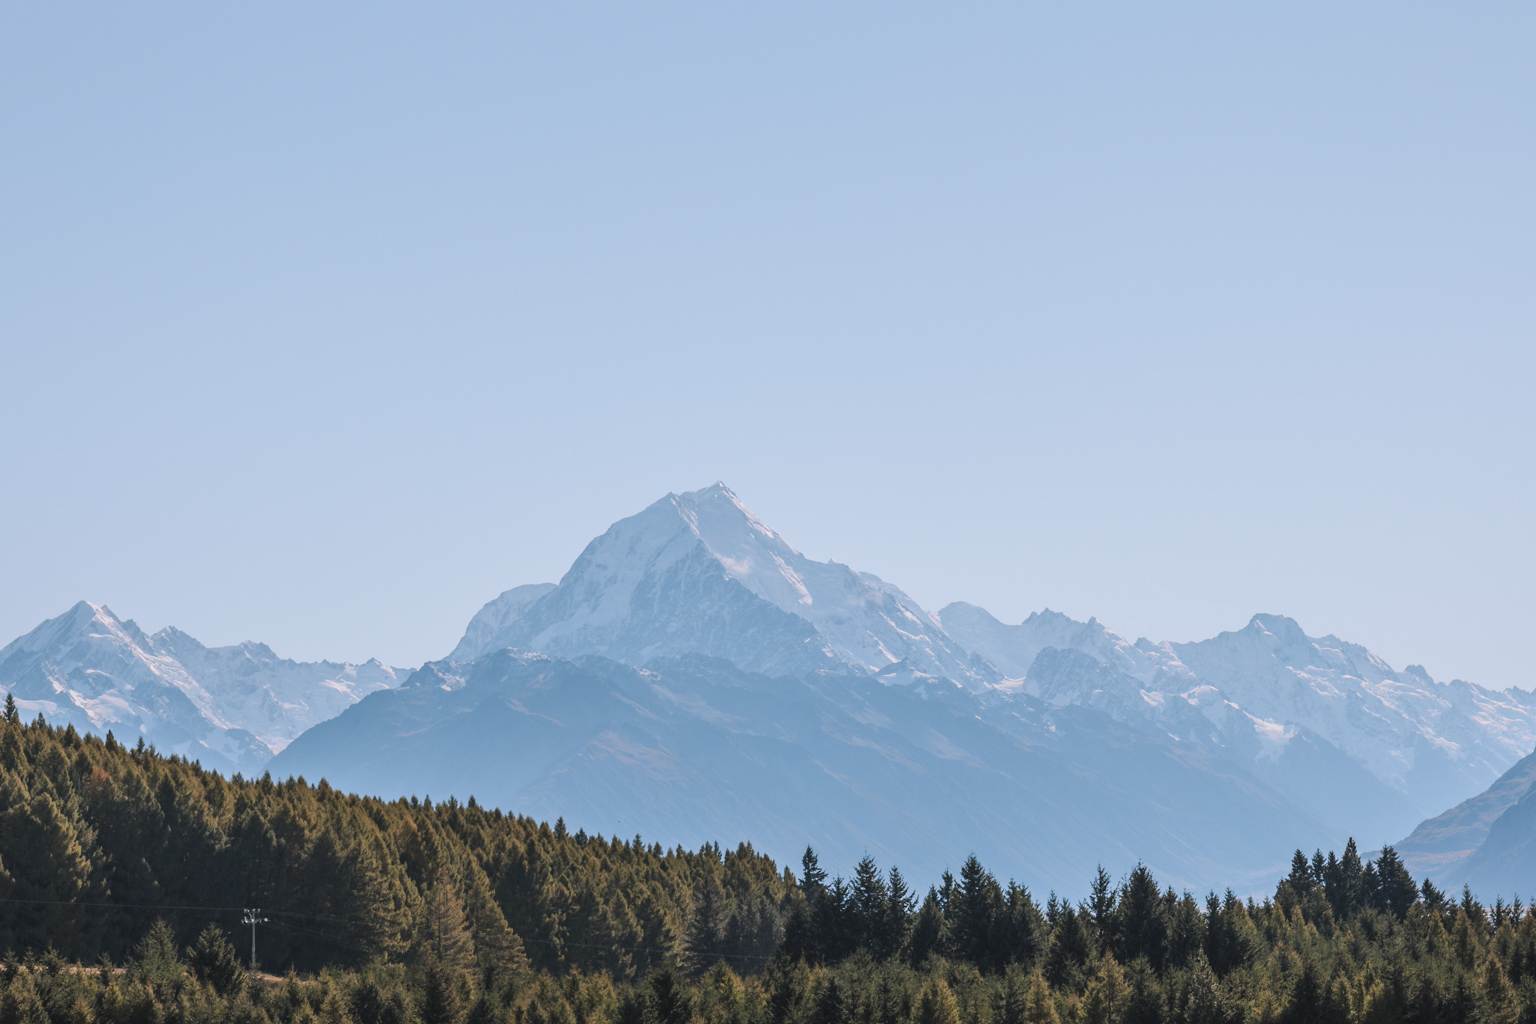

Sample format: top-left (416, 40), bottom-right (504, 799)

top-left (242, 908), bottom-right (268, 972)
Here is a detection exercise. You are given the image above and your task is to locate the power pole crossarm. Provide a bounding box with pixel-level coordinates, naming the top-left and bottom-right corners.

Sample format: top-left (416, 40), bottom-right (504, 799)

top-left (242, 908), bottom-right (268, 972)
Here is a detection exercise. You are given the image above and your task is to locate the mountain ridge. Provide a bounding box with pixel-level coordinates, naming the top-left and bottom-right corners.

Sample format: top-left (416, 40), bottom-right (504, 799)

top-left (7, 482), bottom-right (1535, 895)
top-left (0, 600), bottom-right (406, 774)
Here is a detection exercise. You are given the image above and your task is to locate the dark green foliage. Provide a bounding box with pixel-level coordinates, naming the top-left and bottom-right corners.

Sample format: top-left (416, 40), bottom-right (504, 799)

top-left (187, 924), bottom-right (246, 995)
top-left (4, 717), bottom-right (1536, 1023)
top-left (0, 716), bottom-right (790, 977)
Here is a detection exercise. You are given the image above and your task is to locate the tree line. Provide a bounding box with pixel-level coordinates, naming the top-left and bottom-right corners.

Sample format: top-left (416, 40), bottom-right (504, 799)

top-left (3, 697), bottom-right (1536, 1023)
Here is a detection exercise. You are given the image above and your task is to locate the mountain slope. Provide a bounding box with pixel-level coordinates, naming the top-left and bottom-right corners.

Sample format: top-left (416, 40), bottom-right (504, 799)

top-left (0, 602), bottom-right (404, 773)
top-left (1454, 781), bottom-right (1536, 898)
top-left (271, 649), bottom-right (1331, 893)
top-left (450, 583), bottom-right (557, 662)
top-left (454, 484), bottom-right (992, 686)
top-left (1398, 747), bottom-right (1536, 889)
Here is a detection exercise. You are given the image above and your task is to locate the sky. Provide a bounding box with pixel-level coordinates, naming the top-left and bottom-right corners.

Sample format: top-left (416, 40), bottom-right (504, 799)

top-left (1, 4), bottom-right (1532, 687)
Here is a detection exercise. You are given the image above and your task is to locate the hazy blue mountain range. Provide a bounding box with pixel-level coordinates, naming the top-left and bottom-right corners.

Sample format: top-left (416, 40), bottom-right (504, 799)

top-left (274, 483), bottom-right (1535, 892)
top-left (272, 648), bottom-right (1327, 893)
top-left (6, 483), bottom-right (1534, 893)
top-left (941, 602), bottom-right (1536, 833)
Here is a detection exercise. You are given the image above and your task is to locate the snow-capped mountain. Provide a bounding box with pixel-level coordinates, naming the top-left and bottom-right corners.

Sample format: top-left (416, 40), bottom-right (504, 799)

top-left (942, 603), bottom-right (1536, 842)
top-left (150, 625), bottom-right (405, 752)
top-left (1170, 615), bottom-right (1536, 809)
top-left (14, 483), bottom-right (1535, 893)
top-left (0, 601), bottom-right (405, 774)
top-left (940, 603), bottom-right (1185, 683)
top-left (450, 583), bottom-right (556, 662)
top-left (452, 483), bottom-right (993, 687)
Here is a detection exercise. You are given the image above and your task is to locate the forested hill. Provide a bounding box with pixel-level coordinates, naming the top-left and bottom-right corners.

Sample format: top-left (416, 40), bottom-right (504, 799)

top-left (5, 703), bottom-right (1536, 1024)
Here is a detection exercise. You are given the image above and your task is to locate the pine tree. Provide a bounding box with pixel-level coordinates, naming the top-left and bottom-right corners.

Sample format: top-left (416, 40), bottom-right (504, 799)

top-left (953, 854), bottom-right (1003, 968)
top-left (2, 693), bottom-right (18, 727)
top-left (1081, 956), bottom-right (1129, 1024)
top-left (881, 866), bottom-right (916, 960)
top-left (909, 891), bottom-right (947, 966)
top-left (1088, 866), bottom-right (1117, 955)
top-left (461, 858), bottom-right (528, 981)
top-left (799, 848), bottom-right (827, 897)
top-left (850, 856), bottom-right (888, 953)
top-left (813, 976), bottom-right (847, 1024)
top-left (1372, 846), bottom-right (1418, 919)
top-left (1044, 906), bottom-right (1091, 989)
top-left (1020, 970), bottom-right (1060, 1024)
top-left (420, 960), bottom-right (470, 1024)
top-left (0, 970), bottom-right (49, 1024)
top-left (1177, 951), bottom-right (1226, 1024)
top-left (917, 976), bottom-right (961, 1024)
top-left (1421, 878), bottom-right (1448, 915)
top-left (999, 968), bottom-right (1029, 1024)
top-left (132, 919), bottom-right (185, 991)
top-left (646, 968), bottom-right (693, 1024)
top-left (1329, 839), bottom-right (1365, 919)
top-left (345, 833), bottom-right (414, 963)
top-left (187, 924), bottom-right (246, 995)
top-left (1280, 849), bottom-right (1314, 909)
top-left (817, 877), bottom-right (854, 962)
top-left (1283, 962), bottom-right (1347, 1024)
top-left (1480, 955), bottom-right (1520, 1024)
top-left (1115, 865), bottom-right (1167, 969)
top-left (1122, 958), bottom-right (1163, 1024)
top-left (997, 883), bottom-right (1044, 969)
top-left (686, 868), bottom-right (730, 974)
top-left (415, 870), bottom-right (476, 975)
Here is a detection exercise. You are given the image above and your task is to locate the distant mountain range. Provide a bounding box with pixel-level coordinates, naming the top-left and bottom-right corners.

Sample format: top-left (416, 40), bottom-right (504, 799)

top-left (5, 482), bottom-right (1534, 893)
top-left (275, 483), bottom-right (1535, 892)
top-left (0, 601), bottom-right (405, 774)
top-left (273, 648), bottom-right (1330, 894)
top-left (939, 602), bottom-right (1536, 827)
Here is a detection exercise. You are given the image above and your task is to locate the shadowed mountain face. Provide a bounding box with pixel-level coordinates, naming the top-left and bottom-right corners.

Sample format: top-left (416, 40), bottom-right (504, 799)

top-left (271, 650), bottom-right (1330, 894)
top-left (0, 601), bottom-right (404, 774)
top-left (1398, 748), bottom-right (1536, 897)
top-left (1456, 785), bottom-right (1536, 898)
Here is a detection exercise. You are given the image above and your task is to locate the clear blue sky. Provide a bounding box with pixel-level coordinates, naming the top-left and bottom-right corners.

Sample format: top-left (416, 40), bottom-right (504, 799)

top-left (2, 4), bottom-right (1532, 686)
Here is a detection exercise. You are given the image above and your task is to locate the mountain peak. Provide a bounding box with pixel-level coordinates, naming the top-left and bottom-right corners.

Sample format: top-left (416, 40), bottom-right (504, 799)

top-left (453, 485), bottom-right (992, 686)
top-left (1243, 613), bottom-right (1308, 644)
top-left (67, 599), bottom-right (119, 628)
top-left (667, 482), bottom-right (782, 552)
top-left (1023, 607), bottom-right (1087, 629)
top-left (7, 600), bottom-right (136, 656)
top-left (677, 480), bottom-right (739, 502)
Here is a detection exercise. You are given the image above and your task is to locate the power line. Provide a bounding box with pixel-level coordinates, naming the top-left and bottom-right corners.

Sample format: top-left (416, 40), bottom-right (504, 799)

top-left (0, 895), bottom-right (359, 928)
top-left (0, 894), bottom-right (784, 965)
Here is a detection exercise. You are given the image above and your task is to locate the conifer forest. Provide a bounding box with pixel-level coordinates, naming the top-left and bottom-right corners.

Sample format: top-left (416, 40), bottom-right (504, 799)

top-left (3, 703), bottom-right (1534, 1023)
